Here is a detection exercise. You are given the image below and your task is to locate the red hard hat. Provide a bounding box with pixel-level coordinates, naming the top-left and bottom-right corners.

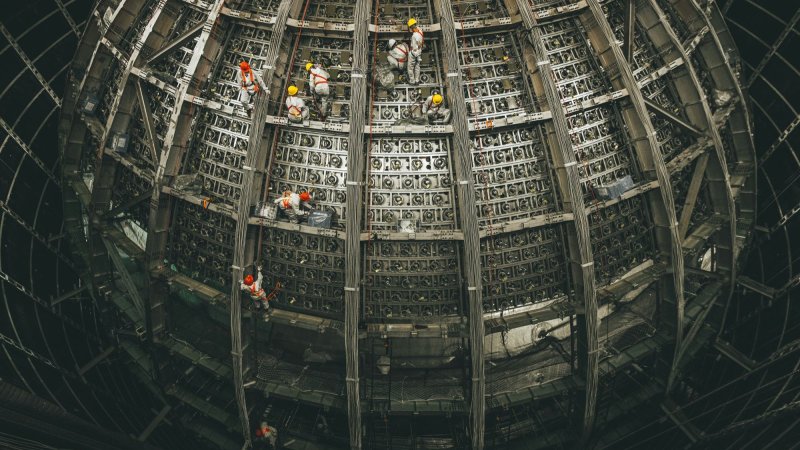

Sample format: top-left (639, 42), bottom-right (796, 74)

top-left (239, 61), bottom-right (250, 70)
top-left (299, 192), bottom-right (311, 202)
top-left (244, 274), bottom-right (254, 285)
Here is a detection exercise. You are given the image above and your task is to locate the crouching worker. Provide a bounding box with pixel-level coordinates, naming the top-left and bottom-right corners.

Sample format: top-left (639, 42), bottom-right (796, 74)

top-left (274, 190), bottom-right (303, 223)
top-left (422, 93), bottom-right (451, 124)
top-left (285, 85), bottom-right (308, 123)
top-left (386, 39), bottom-right (410, 71)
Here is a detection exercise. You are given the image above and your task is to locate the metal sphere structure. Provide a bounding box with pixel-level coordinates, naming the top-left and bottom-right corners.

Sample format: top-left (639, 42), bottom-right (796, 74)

top-left (59, 0), bottom-right (755, 448)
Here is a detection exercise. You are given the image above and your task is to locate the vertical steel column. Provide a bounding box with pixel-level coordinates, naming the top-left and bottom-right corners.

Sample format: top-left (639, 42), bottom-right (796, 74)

top-left (513, 0), bottom-right (599, 439)
top-left (640, 0), bottom-right (740, 390)
top-left (434, 1), bottom-right (485, 447)
top-left (584, 0), bottom-right (686, 362)
top-left (345, 0), bottom-right (372, 446)
top-left (229, 0), bottom-right (294, 445)
top-left (145, 0), bottom-right (226, 339)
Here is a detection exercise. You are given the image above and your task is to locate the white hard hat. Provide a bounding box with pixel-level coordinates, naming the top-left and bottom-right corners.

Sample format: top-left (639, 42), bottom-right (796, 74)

top-left (387, 39), bottom-right (397, 50)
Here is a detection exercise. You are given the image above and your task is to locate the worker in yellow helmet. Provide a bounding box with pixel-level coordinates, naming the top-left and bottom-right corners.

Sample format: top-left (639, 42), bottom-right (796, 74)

top-left (285, 85), bottom-right (308, 123)
top-left (422, 92), bottom-right (451, 124)
top-left (407, 18), bottom-right (424, 85)
top-left (306, 61), bottom-right (331, 119)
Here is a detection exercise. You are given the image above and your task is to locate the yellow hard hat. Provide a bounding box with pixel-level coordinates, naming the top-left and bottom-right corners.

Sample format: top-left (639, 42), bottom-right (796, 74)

top-left (305, 62), bottom-right (313, 72)
top-left (432, 93), bottom-right (443, 105)
top-left (287, 85), bottom-right (298, 96)
top-left (407, 18), bottom-right (417, 28)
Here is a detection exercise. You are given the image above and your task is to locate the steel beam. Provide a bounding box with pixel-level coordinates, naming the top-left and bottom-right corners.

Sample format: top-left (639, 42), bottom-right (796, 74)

top-left (134, 79), bottom-right (162, 166)
top-left (0, 117), bottom-right (61, 187)
top-left (514, 0), bottom-right (598, 441)
top-left (642, 0), bottom-right (740, 390)
top-left (146, 20), bottom-right (204, 65)
top-left (644, 98), bottom-right (703, 136)
top-left (103, 189), bottom-right (154, 219)
top-left (0, 23), bottom-right (62, 107)
top-left (54, 0), bottom-right (81, 36)
top-left (145, 0), bottom-right (226, 344)
top-left (714, 338), bottom-right (756, 371)
top-left (78, 346), bottom-right (116, 376)
top-left (746, 7), bottom-right (800, 88)
top-left (678, 153), bottom-right (710, 239)
top-left (623, 0), bottom-right (635, 61)
top-left (343, 0), bottom-right (372, 446)
top-left (51, 284), bottom-right (90, 306)
top-left (435, 1), bottom-right (486, 447)
top-left (137, 404), bottom-right (172, 441)
top-left (228, 0), bottom-right (294, 445)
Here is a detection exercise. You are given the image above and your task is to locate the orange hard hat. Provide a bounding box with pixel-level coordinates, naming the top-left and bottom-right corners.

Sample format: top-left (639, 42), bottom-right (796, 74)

top-left (299, 192), bottom-right (311, 202)
top-left (239, 61), bottom-right (250, 70)
top-left (244, 274), bottom-right (254, 285)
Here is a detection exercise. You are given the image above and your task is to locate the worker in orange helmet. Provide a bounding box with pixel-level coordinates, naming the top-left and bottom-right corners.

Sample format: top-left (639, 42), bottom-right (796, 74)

top-left (238, 60), bottom-right (263, 116)
top-left (240, 266), bottom-right (277, 311)
top-left (298, 190), bottom-right (315, 212)
top-left (254, 421), bottom-right (278, 448)
top-left (274, 189), bottom-right (304, 223)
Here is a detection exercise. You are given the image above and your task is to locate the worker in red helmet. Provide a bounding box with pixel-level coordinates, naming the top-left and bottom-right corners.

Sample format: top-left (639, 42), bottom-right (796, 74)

top-left (254, 422), bottom-right (277, 448)
top-left (239, 60), bottom-right (263, 116)
top-left (274, 189), bottom-right (303, 223)
top-left (241, 266), bottom-right (275, 310)
top-left (298, 190), bottom-right (315, 212)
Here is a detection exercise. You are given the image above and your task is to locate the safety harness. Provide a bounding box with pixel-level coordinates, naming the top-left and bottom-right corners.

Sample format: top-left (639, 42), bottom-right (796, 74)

top-left (310, 67), bottom-right (328, 86)
top-left (412, 28), bottom-right (424, 50)
top-left (391, 43), bottom-right (409, 63)
top-left (240, 68), bottom-right (259, 91)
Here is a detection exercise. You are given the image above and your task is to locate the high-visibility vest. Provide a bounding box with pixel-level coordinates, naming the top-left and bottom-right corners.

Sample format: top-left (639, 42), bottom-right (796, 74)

top-left (240, 68), bottom-right (259, 91)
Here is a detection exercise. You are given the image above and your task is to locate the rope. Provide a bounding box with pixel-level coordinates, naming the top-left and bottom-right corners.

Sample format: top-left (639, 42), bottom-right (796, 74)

top-left (255, 0), bottom-right (314, 267)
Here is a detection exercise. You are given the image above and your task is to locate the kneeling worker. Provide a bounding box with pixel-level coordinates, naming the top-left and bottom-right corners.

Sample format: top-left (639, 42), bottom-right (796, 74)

top-left (285, 85), bottom-right (308, 123)
top-left (306, 62), bottom-right (331, 119)
top-left (387, 39), bottom-right (410, 72)
top-left (422, 93), bottom-right (451, 124)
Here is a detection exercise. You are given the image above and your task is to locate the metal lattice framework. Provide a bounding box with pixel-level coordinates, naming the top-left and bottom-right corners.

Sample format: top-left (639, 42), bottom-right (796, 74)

top-left (57, 0), bottom-right (763, 448)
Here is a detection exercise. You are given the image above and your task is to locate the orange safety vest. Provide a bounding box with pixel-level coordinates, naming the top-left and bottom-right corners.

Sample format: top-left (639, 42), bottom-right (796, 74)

top-left (240, 68), bottom-right (259, 91)
top-left (282, 197), bottom-right (290, 208)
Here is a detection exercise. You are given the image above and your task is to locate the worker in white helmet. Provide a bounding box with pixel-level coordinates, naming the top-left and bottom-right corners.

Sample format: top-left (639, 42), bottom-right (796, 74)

top-left (407, 18), bottom-right (424, 85)
top-left (422, 93), bottom-right (451, 123)
top-left (274, 189), bottom-right (303, 223)
top-left (386, 39), bottom-right (410, 71)
top-left (306, 62), bottom-right (331, 119)
top-left (285, 85), bottom-right (308, 123)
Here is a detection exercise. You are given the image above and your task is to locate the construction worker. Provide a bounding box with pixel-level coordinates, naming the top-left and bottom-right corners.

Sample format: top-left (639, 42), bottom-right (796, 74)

top-left (407, 18), bottom-right (424, 85)
top-left (238, 61), bottom-right (263, 115)
top-left (254, 422), bottom-right (278, 449)
top-left (285, 85), bottom-right (308, 123)
top-left (274, 189), bottom-right (303, 223)
top-left (306, 62), bottom-right (331, 119)
top-left (299, 191), bottom-right (314, 212)
top-left (241, 266), bottom-right (277, 311)
top-left (422, 93), bottom-right (451, 123)
top-left (386, 39), bottom-right (410, 71)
